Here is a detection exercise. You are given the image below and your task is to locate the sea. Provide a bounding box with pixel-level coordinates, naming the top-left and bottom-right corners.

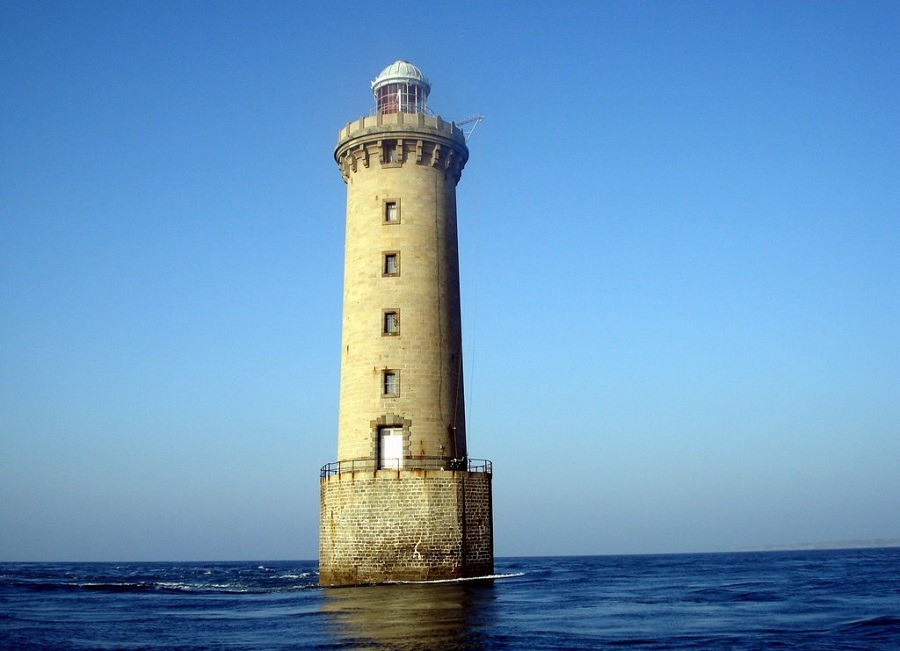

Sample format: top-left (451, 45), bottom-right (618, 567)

top-left (1, 547), bottom-right (898, 649)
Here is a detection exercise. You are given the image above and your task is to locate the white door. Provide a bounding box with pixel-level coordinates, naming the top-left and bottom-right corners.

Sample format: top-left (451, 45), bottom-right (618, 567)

top-left (380, 429), bottom-right (403, 469)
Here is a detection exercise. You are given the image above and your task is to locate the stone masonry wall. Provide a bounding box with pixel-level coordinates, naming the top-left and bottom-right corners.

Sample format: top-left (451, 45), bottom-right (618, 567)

top-left (463, 471), bottom-right (494, 570)
top-left (333, 118), bottom-right (469, 463)
top-left (319, 470), bottom-right (493, 586)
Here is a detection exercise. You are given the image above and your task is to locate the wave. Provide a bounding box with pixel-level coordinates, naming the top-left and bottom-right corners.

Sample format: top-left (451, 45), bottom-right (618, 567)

top-left (843, 615), bottom-right (900, 629)
top-left (387, 572), bottom-right (525, 585)
top-left (10, 580), bottom-right (318, 595)
top-left (275, 572), bottom-right (312, 580)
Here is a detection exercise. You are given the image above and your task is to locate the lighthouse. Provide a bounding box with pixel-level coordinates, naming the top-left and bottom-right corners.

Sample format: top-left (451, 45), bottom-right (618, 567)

top-left (319, 61), bottom-right (494, 586)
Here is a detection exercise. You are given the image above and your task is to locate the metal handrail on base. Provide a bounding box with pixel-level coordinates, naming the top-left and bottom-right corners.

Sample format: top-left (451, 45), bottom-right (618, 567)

top-left (320, 457), bottom-right (492, 479)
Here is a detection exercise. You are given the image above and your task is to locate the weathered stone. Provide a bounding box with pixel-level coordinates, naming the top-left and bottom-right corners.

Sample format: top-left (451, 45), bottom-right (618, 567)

top-left (320, 470), bottom-right (492, 585)
top-left (320, 62), bottom-right (494, 586)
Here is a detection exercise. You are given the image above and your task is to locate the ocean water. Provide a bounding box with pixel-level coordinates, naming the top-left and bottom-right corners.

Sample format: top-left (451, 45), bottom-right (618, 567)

top-left (1, 548), bottom-right (898, 649)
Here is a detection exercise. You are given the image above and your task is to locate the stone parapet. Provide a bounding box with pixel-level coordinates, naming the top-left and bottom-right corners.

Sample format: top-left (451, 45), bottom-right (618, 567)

top-left (336, 112), bottom-right (466, 147)
top-left (334, 113), bottom-right (468, 185)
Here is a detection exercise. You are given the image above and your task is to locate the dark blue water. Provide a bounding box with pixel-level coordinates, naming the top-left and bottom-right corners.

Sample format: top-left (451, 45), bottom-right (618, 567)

top-left (2, 548), bottom-right (898, 649)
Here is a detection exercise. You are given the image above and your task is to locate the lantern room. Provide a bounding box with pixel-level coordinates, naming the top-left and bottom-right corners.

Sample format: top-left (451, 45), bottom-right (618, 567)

top-left (371, 60), bottom-right (431, 115)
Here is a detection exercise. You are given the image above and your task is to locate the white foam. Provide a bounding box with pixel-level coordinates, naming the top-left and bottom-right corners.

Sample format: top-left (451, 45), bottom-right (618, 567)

top-left (387, 572), bottom-right (524, 585)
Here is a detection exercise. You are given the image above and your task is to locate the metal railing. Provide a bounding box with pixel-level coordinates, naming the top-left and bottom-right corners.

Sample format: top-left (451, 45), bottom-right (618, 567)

top-left (321, 457), bottom-right (491, 479)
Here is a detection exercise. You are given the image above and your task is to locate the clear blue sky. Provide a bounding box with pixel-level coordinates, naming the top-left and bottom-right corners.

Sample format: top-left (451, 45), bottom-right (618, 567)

top-left (2, 1), bottom-right (898, 561)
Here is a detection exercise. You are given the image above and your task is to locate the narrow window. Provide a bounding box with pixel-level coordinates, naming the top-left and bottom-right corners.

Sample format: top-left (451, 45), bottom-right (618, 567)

top-left (384, 200), bottom-right (399, 223)
top-left (383, 310), bottom-right (399, 335)
top-left (383, 141), bottom-right (398, 163)
top-left (383, 371), bottom-right (399, 396)
top-left (383, 252), bottom-right (399, 276)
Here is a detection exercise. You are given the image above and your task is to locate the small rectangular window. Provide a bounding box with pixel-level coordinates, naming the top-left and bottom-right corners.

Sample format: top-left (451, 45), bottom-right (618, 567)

top-left (383, 252), bottom-right (399, 276)
top-left (384, 201), bottom-right (399, 223)
top-left (383, 310), bottom-right (399, 335)
top-left (384, 142), bottom-right (398, 163)
top-left (383, 371), bottom-right (399, 396)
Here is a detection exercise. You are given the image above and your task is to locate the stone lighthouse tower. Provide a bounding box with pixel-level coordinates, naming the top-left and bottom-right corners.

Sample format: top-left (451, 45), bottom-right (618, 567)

top-left (319, 61), bottom-right (493, 586)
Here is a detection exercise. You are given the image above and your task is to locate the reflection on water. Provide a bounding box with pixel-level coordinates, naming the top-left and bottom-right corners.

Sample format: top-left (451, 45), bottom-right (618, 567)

top-left (321, 580), bottom-right (497, 649)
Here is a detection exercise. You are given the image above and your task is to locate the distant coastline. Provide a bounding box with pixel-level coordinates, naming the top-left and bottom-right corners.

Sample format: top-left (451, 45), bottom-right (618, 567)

top-left (739, 538), bottom-right (900, 552)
